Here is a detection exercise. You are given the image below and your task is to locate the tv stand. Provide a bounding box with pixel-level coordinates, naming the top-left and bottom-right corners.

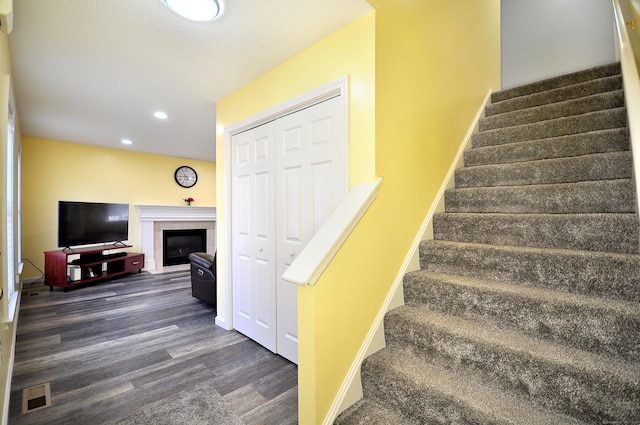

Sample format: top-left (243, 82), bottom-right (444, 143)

top-left (44, 245), bottom-right (144, 291)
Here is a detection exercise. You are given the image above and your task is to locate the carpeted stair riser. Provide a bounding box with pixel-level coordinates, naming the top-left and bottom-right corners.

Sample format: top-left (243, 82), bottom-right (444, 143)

top-left (333, 399), bottom-right (408, 425)
top-left (480, 90), bottom-right (625, 131)
top-left (445, 179), bottom-right (636, 214)
top-left (403, 271), bottom-right (640, 361)
top-left (358, 349), bottom-right (585, 425)
top-left (485, 74), bottom-right (623, 116)
top-left (383, 307), bottom-right (640, 423)
top-left (472, 107), bottom-right (627, 149)
top-left (464, 128), bottom-right (629, 167)
top-left (419, 240), bottom-right (640, 302)
top-left (491, 63), bottom-right (621, 103)
top-left (455, 151), bottom-right (631, 188)
top-left (433, 212), bottom-right (639, 253)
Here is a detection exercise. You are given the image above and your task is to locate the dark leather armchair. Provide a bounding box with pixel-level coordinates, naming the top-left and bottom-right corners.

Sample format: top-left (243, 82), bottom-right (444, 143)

top-left (188, 252), bottom-right (216, 306)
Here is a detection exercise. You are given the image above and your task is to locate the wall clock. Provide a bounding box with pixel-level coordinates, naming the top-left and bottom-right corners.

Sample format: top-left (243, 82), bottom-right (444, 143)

top-left (174, 165), bottom-right (198, 188)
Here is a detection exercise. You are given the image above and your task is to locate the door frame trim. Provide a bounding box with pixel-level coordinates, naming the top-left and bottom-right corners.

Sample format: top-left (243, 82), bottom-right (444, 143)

top-left (218, 76), bottom-right (349, 331)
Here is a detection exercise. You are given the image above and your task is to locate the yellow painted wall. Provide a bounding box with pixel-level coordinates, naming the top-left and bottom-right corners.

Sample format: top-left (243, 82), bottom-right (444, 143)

top-left (302, 2), bottom-right (500, 423)
top-left (21, 137), bottom-right (215, 279)
top-left (0, 32), bottom-right (11, 76)
top-left (216, 2), bottom-right (499, 422)
top-left (215, 12), bottom-right (375, 338)
top-left (216, 13), bottom-right (376, 186)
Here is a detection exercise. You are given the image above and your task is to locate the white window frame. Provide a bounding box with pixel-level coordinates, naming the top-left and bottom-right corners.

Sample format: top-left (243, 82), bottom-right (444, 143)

top-left (1, 74), bottom-right (20, 324)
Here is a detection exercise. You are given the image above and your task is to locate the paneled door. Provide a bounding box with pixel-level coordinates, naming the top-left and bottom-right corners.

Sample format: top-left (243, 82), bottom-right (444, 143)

top-left (231, 95), bottom-right (345, 363)
top-left (231, 121), bottom-right (278, 352)
top-left (274, 96), bottom-right (345, 363)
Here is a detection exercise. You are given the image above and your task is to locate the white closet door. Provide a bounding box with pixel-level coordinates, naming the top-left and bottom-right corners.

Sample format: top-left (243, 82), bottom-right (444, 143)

top-left (275, 95), bottom-right (345, 363)
top-left (231, 121), bottom-right (278, 352)
top-left (230, 95), bottom-right (346, 363)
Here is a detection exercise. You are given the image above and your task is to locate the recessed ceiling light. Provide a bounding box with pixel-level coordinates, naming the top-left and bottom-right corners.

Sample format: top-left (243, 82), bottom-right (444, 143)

top-left (154, 111), bottom-right (168, 120)
top-left (121, 139), bottom-right (133, 145)
top-left (162, 0), bottom-right (223, 22)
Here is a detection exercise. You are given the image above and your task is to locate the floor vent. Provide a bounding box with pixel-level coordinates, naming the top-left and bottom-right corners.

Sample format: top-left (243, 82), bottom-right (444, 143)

top-left (22, 383), bottom-right (51, 414)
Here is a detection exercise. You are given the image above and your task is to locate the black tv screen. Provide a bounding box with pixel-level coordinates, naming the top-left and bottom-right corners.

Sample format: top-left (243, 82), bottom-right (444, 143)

top-left (58, 201), bottom-right (129, 248)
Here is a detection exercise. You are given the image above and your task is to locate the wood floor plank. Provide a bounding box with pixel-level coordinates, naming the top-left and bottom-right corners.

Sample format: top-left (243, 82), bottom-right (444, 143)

top-left (224, 385), bottom-right (269, 417)
top-left (9, 270), bottom-right (298, 424)
top-left (53, 349), bottom-right (173, 392)
top-left (241, 387), bottom-right (299, 425)
top-left (212, 354), bottom-right (293, 396)
top-left (253, 362), bottom-right (298, 400)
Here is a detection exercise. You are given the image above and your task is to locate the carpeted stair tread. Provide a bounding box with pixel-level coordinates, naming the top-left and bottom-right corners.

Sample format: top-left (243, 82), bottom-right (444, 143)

top-left (472, 107), bottom-right (627, 148)
top-left (480, 90), bottom-right (625, 131)
top-left (433, 212), bottom-right (639, 253)
top-left (360, 348), bottom-right (588, 425)
top-left (491, 62), bottom-right (620, 103)
top-left (464, 128), bottom-right (629, 167)
top-left (445, 179), bottom-right (636, 214)
top-left (419, 240), bottom-right (640, 302)
top-left (455, 151), bottom-right (631, 188)
top-left (333, 399), bottom-right (412, 425)
top-left (485, 74), bottom-right (623, 116)
top-left (402, 270), bottom-right (640, 361)
top-left (384, 307), bottom-right (640, 422)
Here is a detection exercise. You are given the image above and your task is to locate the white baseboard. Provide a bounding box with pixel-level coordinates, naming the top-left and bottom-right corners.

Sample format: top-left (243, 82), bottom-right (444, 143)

top-left (215, 315), bottom-right (232, 330)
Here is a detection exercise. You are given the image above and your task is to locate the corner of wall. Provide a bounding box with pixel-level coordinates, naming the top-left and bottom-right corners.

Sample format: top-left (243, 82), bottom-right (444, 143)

top-left (327, 90), bottom-right (491, 422)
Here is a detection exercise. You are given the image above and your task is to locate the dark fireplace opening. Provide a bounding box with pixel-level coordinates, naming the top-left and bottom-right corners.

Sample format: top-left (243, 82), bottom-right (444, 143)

top-left (163, 229), bottom-right (207, 266)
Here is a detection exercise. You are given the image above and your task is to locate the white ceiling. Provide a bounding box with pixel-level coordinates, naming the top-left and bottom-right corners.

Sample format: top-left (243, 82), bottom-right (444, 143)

top-left (8, 0), bottom-right (372, 162)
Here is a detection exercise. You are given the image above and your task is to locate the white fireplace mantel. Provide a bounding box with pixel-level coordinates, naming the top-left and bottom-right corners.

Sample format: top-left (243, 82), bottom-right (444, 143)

top-left (136, 205), bottom-right (216, 222)
top-left (135, 205), bottom-right (216, 271)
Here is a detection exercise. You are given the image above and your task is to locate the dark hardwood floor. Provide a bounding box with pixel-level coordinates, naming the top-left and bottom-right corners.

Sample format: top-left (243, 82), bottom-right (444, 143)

top-left (8, 269), bottom-right (298, 424)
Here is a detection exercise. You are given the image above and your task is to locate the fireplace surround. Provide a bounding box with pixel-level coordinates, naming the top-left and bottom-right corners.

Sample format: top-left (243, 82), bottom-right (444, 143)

top-left (135, 205), bottom-right (216, 271)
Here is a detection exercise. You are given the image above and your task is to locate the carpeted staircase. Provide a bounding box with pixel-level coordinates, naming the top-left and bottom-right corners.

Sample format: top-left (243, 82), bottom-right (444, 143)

top-left (335, 63), bottom-right (640, 424)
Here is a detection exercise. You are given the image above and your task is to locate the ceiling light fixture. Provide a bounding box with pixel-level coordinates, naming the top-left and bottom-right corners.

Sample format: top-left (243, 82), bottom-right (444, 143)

top-left (154, 111), bottom-right (168, 120)
top-left (121, 139), bottom-right (133, 145)
top-left (162, 0), bottom-right (223, 22)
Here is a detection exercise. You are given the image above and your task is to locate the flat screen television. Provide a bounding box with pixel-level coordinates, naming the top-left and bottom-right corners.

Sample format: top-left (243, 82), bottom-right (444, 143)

top-left (58, 201), bottom-right (129, 248)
